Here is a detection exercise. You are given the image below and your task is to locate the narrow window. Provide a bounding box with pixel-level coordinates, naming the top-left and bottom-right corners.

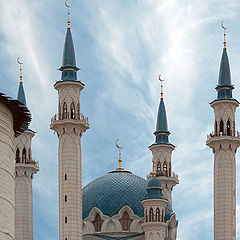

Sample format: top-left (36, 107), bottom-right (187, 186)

top-left (65, 217), bottom-right (67, 223)
top-left (16, 148), bottom-right (20, 163)
top-left (169, 162), bottom-right (171, 177)
top-left (93, 213), bottom-right (103, 232)
top-left (149, 208), bottom-right (154, 222)
top-left (70, 102), bottom-right (75, 119)
top-left (227, 119), bottom-right (231, 136)
top-left (65, 238), bottom-right (67, 240)
top-left (156, 208), bottom-right (160, 222)
top-left (28, 149), bottom-right (31, 161)
top-left (22, 148), bottom-right (27, 163)
top-left (220, 120), bottom-right (224, 135)
top-left (145, 210), bottom-right (148, 222)
top-left (65, 195), bottom-right (67, 202)
top-left (63, 102), bottom-right (67, 119)
top-left (120, 212), bottom-right (132, 231)
top-left (157, 162), bottom-right (161, 176)
top-left (163, 162), bottom-right (167, 176)
top-left (215, 121), bottom-right (217, 136)
top-left (65, 174), bottom-right (67, 180)
top-left (162, 209), bottom-right (164, 222)
top-left (77, 102), bottom-right (80, 120)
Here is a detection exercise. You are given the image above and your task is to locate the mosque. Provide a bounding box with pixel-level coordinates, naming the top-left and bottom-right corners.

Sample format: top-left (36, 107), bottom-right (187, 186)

top-left (0, 3), bottom-right (238, 240)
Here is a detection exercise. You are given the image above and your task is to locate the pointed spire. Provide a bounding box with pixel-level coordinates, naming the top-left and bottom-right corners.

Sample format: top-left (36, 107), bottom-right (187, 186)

top-left (215, 23), bottom-right (234, 100)
top-left (153, 75), bottom-right (171, 145)
top-left (116, 139), bottom-right (124, 171)
top-left (59, 1), bottom-right (79, 81)
top-left (17, 57), bottom-right (26, 106)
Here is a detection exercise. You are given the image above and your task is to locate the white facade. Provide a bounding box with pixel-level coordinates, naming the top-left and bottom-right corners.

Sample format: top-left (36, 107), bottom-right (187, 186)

top-left (15, 129), bottom-right (39, 240)
top-left (207, 99), bottom-right (240, 240)
top-left (50, 81), bottom-right (89, 240)
top-left (0, 102), bottom-right (16, 240)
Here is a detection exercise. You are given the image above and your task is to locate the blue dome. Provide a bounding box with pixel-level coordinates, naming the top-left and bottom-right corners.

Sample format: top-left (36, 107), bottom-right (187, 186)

top-left (82, 171), bottom-right (148, 219)
top-left (143, 178), bottom-right (167, 200)
top-left (147, 177), bottom-right (162, 188)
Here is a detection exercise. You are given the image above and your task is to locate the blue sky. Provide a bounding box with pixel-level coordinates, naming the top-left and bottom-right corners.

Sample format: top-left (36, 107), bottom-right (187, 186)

top-left (1, 0), bottom-right (240, 239)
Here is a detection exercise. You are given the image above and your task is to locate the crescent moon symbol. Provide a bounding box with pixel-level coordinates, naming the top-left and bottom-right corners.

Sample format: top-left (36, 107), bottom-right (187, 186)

top-left (65, 0), bottom-right (70, 8)
top-left (17, 57), bottom-right (23, 65)
top-left (116, 138), bottom-right (123, 149)
top-left (221, 21), bottom-right (226, 30)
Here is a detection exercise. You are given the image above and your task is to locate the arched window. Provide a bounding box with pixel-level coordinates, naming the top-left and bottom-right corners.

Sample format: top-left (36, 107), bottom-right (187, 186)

top-left (149, 208), bottom-right (154, 222)
top-left (169, 162), bottom-right (171, 177)
top-left (163, 162), bottom-right (167, 176)
top-left (16, 148), bottom-right (20, 163)
top-left (63, 102), bottom-right (67, 119)
top-left (156, 208), bottom-right (160, 222)
top-left (162, 209), bottom-right (164, 222)
top-left (145, 210), bottom-right (148, 222)
top-left (157, 162), bottom-right (161, 176)
top-left (70, 102), bottom-right (75, 119)
top-left (220, 120), bottom-right (224, 136)
top-left (120, 212), bottom-right (132, 231)
top-left (93, 214), bottom-right (103, 232)
top-left (77, 102), bottom-right (80, 120)
top-left (22, 148), bottom-right (26, 163)
top-left (215, 121), bottom-right (217, 136)
top-left (227, 119), bottom-right (231, 136)
top-left (28, 149), bottom-right (31, 162)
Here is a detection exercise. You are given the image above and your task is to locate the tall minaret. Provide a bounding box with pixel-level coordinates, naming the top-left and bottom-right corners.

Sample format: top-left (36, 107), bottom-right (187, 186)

top-left (50, 4), bottom-right (89, 240)
top-left (14, 58), bottom-right (39, 240)
top-left (149, 75), bottom-right (178, 205)
top-left (206, 24), bottom-right (240, 240)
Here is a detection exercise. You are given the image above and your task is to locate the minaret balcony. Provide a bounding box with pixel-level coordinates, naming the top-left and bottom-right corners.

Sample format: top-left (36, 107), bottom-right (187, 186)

top-left (51, 113), bottom-right (89, 125)
top-left (207, 130), bottom-right (240, 141)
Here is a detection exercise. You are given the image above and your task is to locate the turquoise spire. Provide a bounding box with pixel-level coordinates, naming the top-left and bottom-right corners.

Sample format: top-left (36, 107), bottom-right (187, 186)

top-left (216, 24), bottom-right (234, 100)
top-left (153, 76), bottom-right (171, 145)
top-left (216, 49), bottom-right (233, 100)
top-left (59, 28), bottom-right (79, 81)
top-left (17, 82), bottom-right (26, 106)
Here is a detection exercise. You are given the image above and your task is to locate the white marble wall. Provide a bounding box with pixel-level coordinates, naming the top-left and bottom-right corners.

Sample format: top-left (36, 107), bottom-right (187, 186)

top-left (0, 102), bottom-right (15, 240)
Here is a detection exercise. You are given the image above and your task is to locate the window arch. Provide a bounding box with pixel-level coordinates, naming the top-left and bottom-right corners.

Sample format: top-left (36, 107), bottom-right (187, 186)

top-left (149, 208), bottom-right (154, 222)
top-left (77, 102), bottom-right (80, 120)
top-left (93, 213), bottom-right (103, 232)
top-left (156, 208), bottom-right (160, 222)
top-left (16, 148), bottom-right (20, 163)
top-left (215, 121), bottom-right (217, 135)
top-left (22, 148), bottom-right (26, 163)
top-left (169, 162), bottom-right (171, 177)
top-left (145, 210), bottom-right (148, 222)
top-left (157, 162), bottom-right (161, 176)
top-left (120, 212), bottom-right (132, 231)
top-left (227, 119), bottom-right (231, 136)
top-left (163, 161), bottom-right (167, 176)
top-left (220, 120), bottom-right (224, 136)
top-left (162, 209), bottom-right (164, 222)
top-left (63, 102), bottom-right (67, 119)
top-left (70, 102), bottom-right (75, 119)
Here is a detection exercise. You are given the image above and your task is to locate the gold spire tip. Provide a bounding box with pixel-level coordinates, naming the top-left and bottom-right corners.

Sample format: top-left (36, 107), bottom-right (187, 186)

top-left (116, 138), bottom-right (124, 171)
top-left (17, 57), bottom-right (23, 84)
top-left (221, 21), bottom-right (227, 50)
top-left (152, 158), bottom-right (156, 177)
top-left (158, 74), bottom-right (164, 100)
top-left (65, 0), bottom-right (71, 29)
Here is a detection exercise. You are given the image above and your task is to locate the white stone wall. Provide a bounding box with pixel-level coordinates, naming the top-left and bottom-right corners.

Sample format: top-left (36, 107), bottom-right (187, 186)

top-left (207, 100), bottom-right (240, 240)
top-left (0, 102), bottom-right (15, 240)
top-left (149, 144), bottom-right (178, 204)
top-left (51, 81), bottom-right (89, 240)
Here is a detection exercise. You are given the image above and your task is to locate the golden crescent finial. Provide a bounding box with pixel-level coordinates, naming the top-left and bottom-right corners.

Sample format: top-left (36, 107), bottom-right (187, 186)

top-left (158, 74), bottom-right (164, 100)
top-left (17, 57), bottom-right (23, 83)
top-left (65, 0), bottom-right (71, 29)
top-left (116, 138), bottom-right (124, 171)
top-left (221, 21), bottom-right (227, 50)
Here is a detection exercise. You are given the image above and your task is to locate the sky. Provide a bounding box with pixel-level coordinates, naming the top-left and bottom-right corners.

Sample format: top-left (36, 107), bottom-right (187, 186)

top-left (1, 0), bottom-right (240, 239)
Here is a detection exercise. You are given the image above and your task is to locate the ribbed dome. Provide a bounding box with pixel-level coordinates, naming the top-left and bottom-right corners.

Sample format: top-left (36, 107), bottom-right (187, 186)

top-left (82, 171), bottom-right (148, 219)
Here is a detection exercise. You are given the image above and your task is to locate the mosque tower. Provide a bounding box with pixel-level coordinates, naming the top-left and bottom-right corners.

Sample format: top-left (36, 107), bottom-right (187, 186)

top-left (50, 5), bottom-right (89, 240)
top-left (206, 25), bottom-right (240, 240)
top-left (14, 58), bottom-right (39, 240)
top-left (149, 76), bottom-right (179, 205)
top-left (142, 163), bottom-right (168, 240)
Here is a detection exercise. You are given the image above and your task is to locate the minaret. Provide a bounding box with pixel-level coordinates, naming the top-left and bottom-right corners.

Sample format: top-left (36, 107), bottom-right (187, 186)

top-left (149, 75), bottom-right (178, 205)
top-left (50, 5), bottom-right (89, 240)
top-left (141, 162), bottom-right (168, 240)
top-left (14, 58), bottom-right (39, 240)
top-left (206, 24), bottom-right (239, 240)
